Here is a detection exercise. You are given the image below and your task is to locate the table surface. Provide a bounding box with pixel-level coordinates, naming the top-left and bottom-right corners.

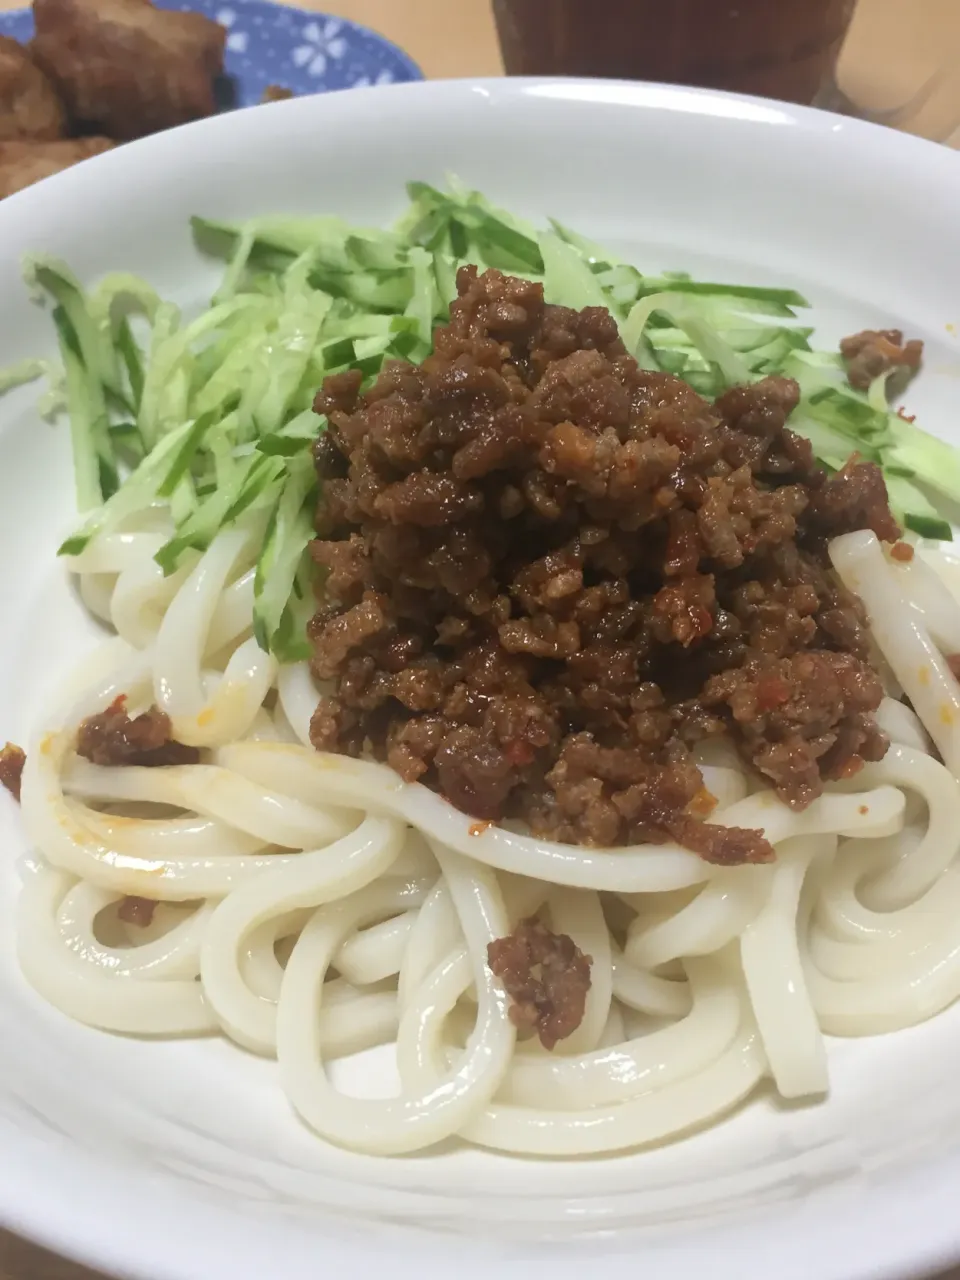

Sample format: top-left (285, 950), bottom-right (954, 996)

top-left (1, 0), bottom-right (960, 1276)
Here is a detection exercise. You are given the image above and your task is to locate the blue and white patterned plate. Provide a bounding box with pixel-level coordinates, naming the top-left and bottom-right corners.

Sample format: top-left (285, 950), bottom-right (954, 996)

top-left (0, 0), bottom-right (422, 106)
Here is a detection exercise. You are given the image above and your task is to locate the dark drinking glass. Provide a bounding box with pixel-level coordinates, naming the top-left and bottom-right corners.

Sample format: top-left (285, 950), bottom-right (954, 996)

top-left (493, 0), bottom-right (858, 107)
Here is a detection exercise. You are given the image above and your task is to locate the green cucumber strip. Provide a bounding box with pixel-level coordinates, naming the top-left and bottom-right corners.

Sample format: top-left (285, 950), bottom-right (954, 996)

top-left (269, 545), bottom-right (317, 663)
top-left (51, 304), bottom-right (113, 511)
top-left (623, 292), bottom-right (751, 386)
top-left (136, 302), bottom-right (182, 449)
top-left (905, 512), bottom-right (954, 540)
top-left (20, 177), bottom-right (960, 663)
top-left (889, 418), bottom-right (960, 503)
top-left (59, 417), bottom-right (195, 555)
top-left (346, 232), bottom-right (409, 271)
top-left (790, 413), bottom-right (877, 468)
top-left (539, 231), bottom-right (611, 312)
top-left (0, 358), bottom-right (58, 396)
top-left (116, 318), bottom-right (145, 412)
top-left (471, 217), bottom-right (543, 273)
top-left (157, 410), bottom-right (219, 498)
top-left (255, 292), bottom-right (332, 435)
top-left (405, 246), bottom-right (437, 344)
top-left (433, 237), bottom-right (459, 311)
top-left (58, 331), bottom-right (102, 511)
top-left (37, 265), bottom-right (117, 476)
top-left (168, 471), bottom-right (196, 525)
top-left (87, 273), bottom-right (161, 328)
top-left (193, 214), bottom-right (355, 267)
top-left (805, 387), bottom-right (892, 442)
top-left (214, 224), bottom-right (258, 301)
top-left (408, 183), bottom-right (543, 274)
top-left (636, 279), bottom-right (808, 311)
top-left (353, 335), bottom-right (392, 361)
top-left (25, 257), bottom-right (122, 400)
top-left (257, 433), bottom-right (314, 458)
top-left (253, 454), bottom-right (316, 651)
top-left (140, 295), bottom-right (262, 447)
top-left (223, 454), bottom-right (285, 524)
top-left (257, 408), bottom-right (321, 456)
top-left (885, 471), bottom-right (953, 541)
top-left (315, 269), bottom-right (412, 311)
top-left (394, 186), bottom-right (450, 248)
top-left (548, 218), bottom-right (618, 266)
top-left (867, 370), bottom-right (895, 413)
top-left (109, 420), bottom-right (145, 465)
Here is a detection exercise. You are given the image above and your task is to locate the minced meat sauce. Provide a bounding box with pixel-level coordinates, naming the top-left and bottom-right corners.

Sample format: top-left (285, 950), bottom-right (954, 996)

top-left (840, 328), bottom-right (923, 394)
top-left (307, 265), bottom-right (895, 865)
top-left (73, 696), bottom-right (196, 931)
top-left (76, 695), bottom-right (199, 767)
top-left (487, 917), bottom-right (592, 1049)
top-left (0, 741), bottom-right (25, 800)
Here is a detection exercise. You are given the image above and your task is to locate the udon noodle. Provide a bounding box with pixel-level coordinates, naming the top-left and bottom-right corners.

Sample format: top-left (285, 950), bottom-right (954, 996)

top-left (14, 516), bottom-right (960, 1158)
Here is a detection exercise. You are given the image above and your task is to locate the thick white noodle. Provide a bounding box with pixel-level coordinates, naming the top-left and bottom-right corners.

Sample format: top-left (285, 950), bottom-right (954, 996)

top-left (495, 959), bottom-right (741, 1109)
top-left (277, 847), bottom-right (516, 1154)
top-left (625, 865), bottom-right (774, 969)
top-left (17, 862), bottom-right (215, 1035)
top-left (545, 888), bottom-right (611, 1054)
top-left (835, 745), bottom-right (960, 909)
top-left (610, 944), bottom-right (693, 1018)
top-left (199, 817), bottom-right (408, 1053)
top-left (740, 836), bottom-right (829, 1098)
top-left (831, 531), bottom-right (960, 774)
top-left (888, 549), bottom-right (960, 653)
top-left (215, 742), bottom-right (904, 893)
top-left (13, 523), bottom-right (960, 1157)
top-left (876, 695), bottom-right (931, 756)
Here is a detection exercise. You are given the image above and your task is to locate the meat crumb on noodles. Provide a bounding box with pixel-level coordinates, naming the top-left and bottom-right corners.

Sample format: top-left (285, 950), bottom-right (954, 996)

top-left (76, 694), bottom-right (200, 767)
top-left (487, 916), bottom-right (592, 1049)
top-left (0, 742), bottom-right (25, 800)
top-left (305, 266), bottom-right (895, 860)
top-left (840, 327), bottom-right (923, 394)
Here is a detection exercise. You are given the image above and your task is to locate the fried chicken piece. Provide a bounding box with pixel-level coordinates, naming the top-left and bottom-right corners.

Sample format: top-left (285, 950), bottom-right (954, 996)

top-left (32, 0), bottom-right (226, 141)
top-left (0, 136), bottom-right (114, 199)
top-left (0, 34), bottom-right (66, 141)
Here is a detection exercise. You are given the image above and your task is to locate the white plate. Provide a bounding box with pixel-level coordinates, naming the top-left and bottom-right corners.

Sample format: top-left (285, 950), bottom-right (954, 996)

top-left (2, 77), bottom-right (960, 1280)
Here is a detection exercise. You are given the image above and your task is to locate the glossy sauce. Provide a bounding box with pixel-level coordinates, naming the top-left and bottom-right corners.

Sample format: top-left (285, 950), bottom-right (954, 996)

top-left (493, 0), bottom-right (857, 105)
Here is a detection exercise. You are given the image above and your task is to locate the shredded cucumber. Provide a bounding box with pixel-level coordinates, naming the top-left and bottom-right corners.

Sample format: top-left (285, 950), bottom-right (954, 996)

top-left (5, 177), bottom-right (958, 662)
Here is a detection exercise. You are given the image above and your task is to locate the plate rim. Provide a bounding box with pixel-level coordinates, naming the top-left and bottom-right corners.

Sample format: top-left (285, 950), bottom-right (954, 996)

top-left (0, 73), bottom-right (959, 1280)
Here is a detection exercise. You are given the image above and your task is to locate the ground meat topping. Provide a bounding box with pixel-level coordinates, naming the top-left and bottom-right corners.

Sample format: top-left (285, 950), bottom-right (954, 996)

top-left (807, 456), bottom-right (901, 544)
top-left (76, 695), bottom-right (200, 767)
top-left (487, 916), bottom-right (592, 1049)
top-left (0, 742), bottom-right (25, 800)
top-left (702, 650), bottom-right (888, 808)
top-left (308, 266), bottom-right (895, 858)
top-left (840, 328), bottom-right (923, 393)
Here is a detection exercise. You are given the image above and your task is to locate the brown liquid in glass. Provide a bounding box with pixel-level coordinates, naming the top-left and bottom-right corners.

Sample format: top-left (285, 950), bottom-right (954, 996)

top-left (493, 0), bottom-right (857, 106)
